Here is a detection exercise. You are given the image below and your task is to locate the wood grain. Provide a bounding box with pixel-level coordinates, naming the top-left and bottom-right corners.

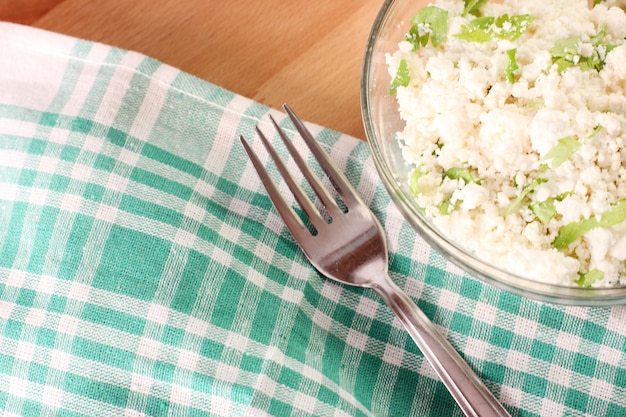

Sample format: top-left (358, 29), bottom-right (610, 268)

top-left (2, 0), bottom-right (382, 139)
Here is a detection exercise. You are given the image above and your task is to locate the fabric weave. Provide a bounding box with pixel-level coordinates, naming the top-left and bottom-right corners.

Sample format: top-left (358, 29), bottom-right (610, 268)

top-left (1, 22), bottom-right (625, 417)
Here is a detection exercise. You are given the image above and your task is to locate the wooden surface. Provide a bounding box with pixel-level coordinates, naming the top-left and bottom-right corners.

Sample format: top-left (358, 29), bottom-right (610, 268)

top-left (1, 0), bottom-right (384, 139)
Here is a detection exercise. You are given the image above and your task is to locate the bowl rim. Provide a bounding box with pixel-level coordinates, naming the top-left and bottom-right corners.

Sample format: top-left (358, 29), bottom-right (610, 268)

top-left (360, 0), bottom-right (626, 306)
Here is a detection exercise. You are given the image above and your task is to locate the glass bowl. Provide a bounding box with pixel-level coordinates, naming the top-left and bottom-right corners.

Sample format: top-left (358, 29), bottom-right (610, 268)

top-left (360, 0), bottom-right (626, 305)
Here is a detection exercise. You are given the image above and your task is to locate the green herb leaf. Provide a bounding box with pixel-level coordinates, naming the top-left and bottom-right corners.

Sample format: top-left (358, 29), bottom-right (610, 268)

top-left (505, 48), bottom-right (518, 83)
top-left (463, 0), bottom-right (488, 16)
top-left (439, 199), bottom-right (462, 215)
top-left (455, 14), bottom-right (534, 43)
top-left (550, 28), bottom-right (620, 73)
top-left (541, 136), bottom-right (581, 168)
top-left (574, 268), bottom-right (604, 287)
top-left (390, 59), bottom-right (410, 95)
top-left (505, 178), bottom-right (547, 217)
top-left (553, 199), bottom-right (626, 249)
top-left (444, 167), bottom-right (479, 184)
top-left (409, 166), bottom-right (425, 196)
top-left (530, 199), bottom-right (557, 223)
top-left (406, 6), bottom-right (448, 50)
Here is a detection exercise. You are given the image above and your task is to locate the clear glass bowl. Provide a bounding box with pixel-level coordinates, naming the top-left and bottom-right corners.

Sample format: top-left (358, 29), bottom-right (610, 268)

top-left (360, 0), bottom-right (626, 305)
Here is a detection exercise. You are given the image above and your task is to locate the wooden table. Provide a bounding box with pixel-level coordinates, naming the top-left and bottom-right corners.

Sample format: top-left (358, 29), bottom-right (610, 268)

top-left (1, 0), bottom-right (384, 139)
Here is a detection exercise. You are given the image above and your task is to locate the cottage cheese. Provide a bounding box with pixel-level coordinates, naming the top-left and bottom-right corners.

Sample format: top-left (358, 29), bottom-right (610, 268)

top-left (388, 0), bottom-right (626, 286)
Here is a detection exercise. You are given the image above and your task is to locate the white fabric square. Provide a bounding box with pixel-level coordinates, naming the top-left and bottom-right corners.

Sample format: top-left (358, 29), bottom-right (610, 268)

top-left (321, 281), bottom-right (342, 303)
top-left (130, 373), bottom-right (153, 395)
top-left (355, 296), bottom-right (379, 319)
top-left (48, 127), bottom-right (69, 145)
top-left (210, 395), bottom-right (231, 417)
top-left (555, 332), bottom-right (580, 352)
top-left (225, 332), bottom-right (249, 353)
top-left (216, 363), bottom-right (239, 384)
top-left (382, 343), bottom-right (404, 367)
top-left (294, 392), bottom-right (316, 414)
top-left (60, 193), bottom-right (82, 213)
top-left (118, 148), bottom-right (140, 167)
top-left (68, 281), bottom-right (90, 302)
top-left (6, 269), bottom-right (25, 288)
top-left (58, 315), bottom-right (79, 336)
top-left (95, 204), bottom-right (118, 223)
top-left (474, 302), bottom-right (497, 326)
top-left (8, 376), bottom-right (27, 398)
top-left (24, 308), bottom-right (46, 327)
top-left (42, 386), bottom-right (63, 408)
top-left (37, 275), bottom-right (57, 294)
top-left (219, 222), bottom-right (240, 243)
top-left (184, 201), bottom-right (206, 223)
top-left (38, 156), bottom-right (58, 174)
top-left (598, 345), bottom-right (622, 366)
top-left (541, 399), bottom-right (565, 417)
top-left (312, 310), bottom-right (332, 332)
top-left (82, 135), bottom-right (104, 154)
top-left (124, 409), bottom-right (149, 417)
top-left (281, 286), bottom-right (302, 304)
top-left (106, 173), bottom-right (129, 193)
top-left (177, 349), bottom-right (199, 371)
top-left (607, 309), bottom-right (626, 336)
top-left (464, 337), bottom-right (489, 361)
top-left (229, 198), bottom-right (251, 219)
top-left (185, 317), bottom-right (209, 338)
top-left (590, 378), bottom-right (614, 401)
top-left (0, 301), bottom-right (14, 319)
top-left (137, 337), bottom-right (161, 360)
top-left (505, 350), bottom-right (530, 372)
top-left (28, 187), bottom-right (48, 206)
top-left (0, 183), bottom-right (18, 201)
top-left (147, 303), bottom-right (169, 325)
top-left (174, 229), bottom-right (196, 248)
top-left (438, 289), bottom-right (459, 312)
top-left (256, 374), bottom-right (277, 398)
top-left (548, 364), bottom-right (572, 386)
top-left (346, 328), bottom-right (368, 351)
top-left (0, 150), bottom-right (26, 169)
top-left (15, 341), bottom-right (36, 362)
top-left (50, 349), bottom-right (72, 372)
top-left (70, 163), bottom-right (92, 182)
top-left (514, 316), bottom-right (538, 339)
top-left (170, 384), bottom-right (192, 406)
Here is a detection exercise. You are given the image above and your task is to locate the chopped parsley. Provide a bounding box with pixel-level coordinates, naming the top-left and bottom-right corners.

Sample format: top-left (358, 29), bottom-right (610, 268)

top-left (406, 6), bottom-right (448, 50)
top-left (455, 14), bottom-right (535, 43)
top-left (550, 27), bottom-right (620, 73)
top-left (409, 167), bottom-right (425, 196)
top-left (530, 200), bottom-right (557, 224)
top-left (574, 268), bottom-right (604, 287)
top-left (505, 178), bottom-right (547, 217)
top-left (463, 0), bottom-right (488, 16)
top-left (505, 48), bottom-right (519, 83)
top-left (444, 167), bottom-right (480, 184)
top-left (553, 199), bottom-right (626, 249)
top-left (541, 136), bottom-right (581, 168)
top-left (390, 59), bottom-right (410, 95)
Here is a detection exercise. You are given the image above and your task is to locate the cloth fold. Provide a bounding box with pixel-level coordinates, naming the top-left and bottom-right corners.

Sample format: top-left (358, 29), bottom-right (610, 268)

top-left (0, 21), bottom-right (625, 417)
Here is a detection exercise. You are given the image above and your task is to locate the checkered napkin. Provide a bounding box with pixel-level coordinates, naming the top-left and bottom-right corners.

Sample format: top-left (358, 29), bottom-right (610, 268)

top-left (1, 21), bottom-right (626, 417)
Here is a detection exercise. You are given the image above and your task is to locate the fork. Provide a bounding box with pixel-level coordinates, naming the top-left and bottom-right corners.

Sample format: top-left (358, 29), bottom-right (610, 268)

top-left (240, 104), bottom-right (511, 417)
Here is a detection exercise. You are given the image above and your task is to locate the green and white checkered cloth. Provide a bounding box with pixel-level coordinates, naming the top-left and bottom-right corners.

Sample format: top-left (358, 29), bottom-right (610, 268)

top-left (1, 21), bottom-right (625, 417)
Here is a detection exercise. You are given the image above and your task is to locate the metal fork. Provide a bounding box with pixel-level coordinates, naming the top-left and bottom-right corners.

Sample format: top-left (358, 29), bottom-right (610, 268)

top-left (240, 104), bottom-right (511, 417)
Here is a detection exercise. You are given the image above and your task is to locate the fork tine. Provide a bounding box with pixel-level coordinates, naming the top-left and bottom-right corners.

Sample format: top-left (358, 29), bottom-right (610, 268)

top-left (253, 126), bottom-right (328, 231)
top-left (270, 114), bottom-right (343, 218)
top-left (282, 103), bottom-right (361, 208)
top-left (240, 135), bottom-right (311, 239)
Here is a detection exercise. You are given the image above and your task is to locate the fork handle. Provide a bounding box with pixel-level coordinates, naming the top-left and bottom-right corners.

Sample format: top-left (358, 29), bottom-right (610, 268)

top-left (373, 276), bottom-right (511, 417)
